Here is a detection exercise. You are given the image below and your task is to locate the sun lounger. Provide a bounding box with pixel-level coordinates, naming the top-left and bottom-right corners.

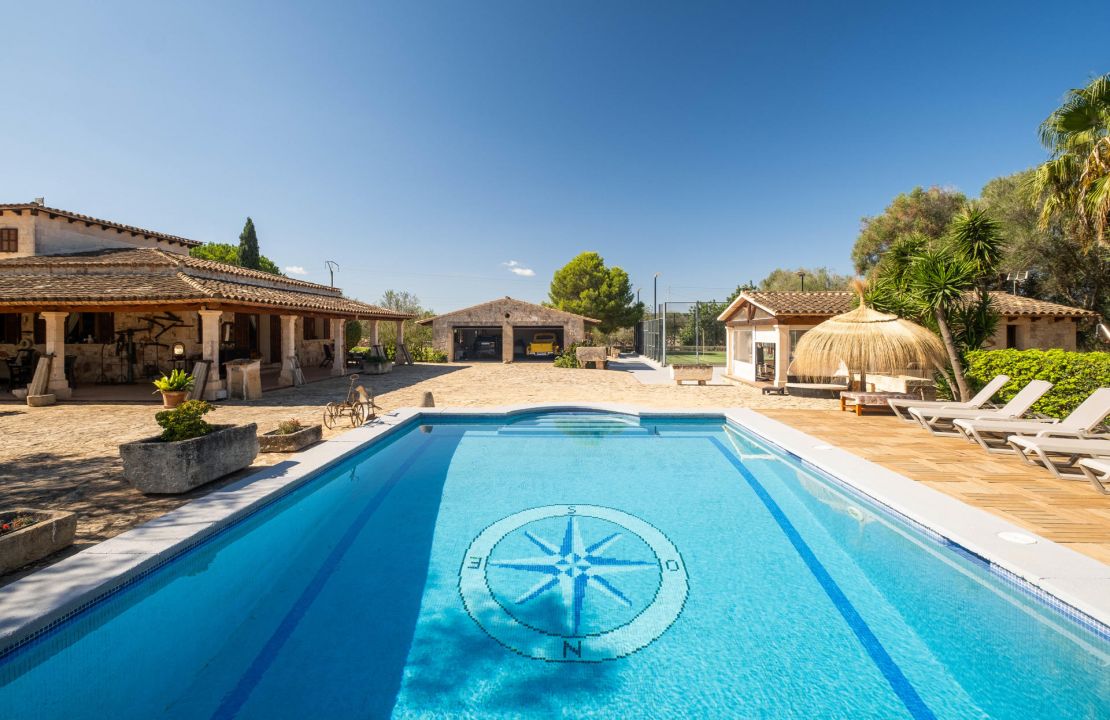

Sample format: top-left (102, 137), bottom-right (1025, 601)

top-left (887, 374), bottom-right (1009, 421)
top-left (1078, 457), bottom-right (1110, 494)
top-left (907, 380), bottom-right (1053, 437)
top-left (1007, 435), bottom-right (1110, 479)
top-left (952, 387), bottom-right (1110, 453)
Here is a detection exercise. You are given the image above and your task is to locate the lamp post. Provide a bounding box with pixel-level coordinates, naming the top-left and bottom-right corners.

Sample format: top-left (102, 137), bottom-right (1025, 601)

top-left (653, 272), bottom-right (660, 318)
top-left (796, 270), bottom-right (807, 292)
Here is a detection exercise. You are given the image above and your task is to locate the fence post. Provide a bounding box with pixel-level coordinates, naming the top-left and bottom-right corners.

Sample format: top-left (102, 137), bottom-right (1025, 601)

top-left (661, 304), bottom-right (667, 367)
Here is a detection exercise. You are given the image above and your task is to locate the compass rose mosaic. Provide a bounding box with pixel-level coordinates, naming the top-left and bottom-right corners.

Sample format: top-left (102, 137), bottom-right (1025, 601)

top-left (460, 505), bottom-right (688, 662)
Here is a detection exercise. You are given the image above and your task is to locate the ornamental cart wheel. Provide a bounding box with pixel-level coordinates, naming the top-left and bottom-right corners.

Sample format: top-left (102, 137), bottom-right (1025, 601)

top-left (323, 402), bottom-right (341, 429)
top-left (351, 402), bottom-right (368, 427)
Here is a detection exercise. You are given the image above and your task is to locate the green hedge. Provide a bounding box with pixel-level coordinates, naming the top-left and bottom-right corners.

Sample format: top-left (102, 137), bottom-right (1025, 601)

top-left (964, 349), bottom-right (1110, 419)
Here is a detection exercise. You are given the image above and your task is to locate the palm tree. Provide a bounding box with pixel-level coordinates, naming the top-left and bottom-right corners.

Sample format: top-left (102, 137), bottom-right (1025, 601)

top-left (866, 209), bottom-right (1004, 401)
top-left (1032, 74), bottom-right (1110, 249)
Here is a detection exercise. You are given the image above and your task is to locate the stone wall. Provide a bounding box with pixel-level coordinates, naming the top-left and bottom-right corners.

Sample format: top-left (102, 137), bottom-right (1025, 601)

top-left (984, 316), bottom-right (1080, 351)
top-left (0, 210), bottom-right (191, 259)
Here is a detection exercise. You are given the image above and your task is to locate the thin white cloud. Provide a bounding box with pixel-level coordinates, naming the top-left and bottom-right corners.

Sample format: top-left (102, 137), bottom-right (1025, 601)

top-left (502, 260), bottom-right (536, 277)
top-left (285, 265), bottom-right (308, 276)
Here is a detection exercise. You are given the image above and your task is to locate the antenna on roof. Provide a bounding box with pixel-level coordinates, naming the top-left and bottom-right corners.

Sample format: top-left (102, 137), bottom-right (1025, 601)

top-left (1005, 270), bottom-right (1029, 295)
top-left (324, 260), bottom-right (339, 287)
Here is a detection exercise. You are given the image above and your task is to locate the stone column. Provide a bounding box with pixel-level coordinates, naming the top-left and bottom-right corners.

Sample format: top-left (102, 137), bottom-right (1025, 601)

top-left (330, 318), bottom-right (345, 376)
top-left (502, 323), bottom-right (514, 363)
top-left (369, 320), bottom-right (380, 346)
top-left (395, 319), bottom-right (405, 346)
top-left (197, 309), bottom-right (225, 400)
top-left (39, 311), bottom-right (71, 399)
top-left (258, 314), bottom-right (272, 363)
top-left (278, 314), bottom-right (299, 385)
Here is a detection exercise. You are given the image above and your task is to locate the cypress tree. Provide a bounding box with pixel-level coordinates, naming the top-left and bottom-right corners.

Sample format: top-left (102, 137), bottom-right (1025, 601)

top-left (238, 217), bottom-right (261, 270)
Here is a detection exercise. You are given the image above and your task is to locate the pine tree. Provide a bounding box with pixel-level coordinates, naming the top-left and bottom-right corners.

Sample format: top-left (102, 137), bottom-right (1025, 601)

top-left (238, 217), bottom-right (261, 270)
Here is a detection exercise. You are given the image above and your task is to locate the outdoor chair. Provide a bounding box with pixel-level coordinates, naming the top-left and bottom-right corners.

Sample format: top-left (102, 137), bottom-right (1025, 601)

top-left (887, 374), bottom-right (1009, 422)
top-left (952, 388), bottom-right (1110, 454)
top-left (1078, 457), bottom-right (1110, 494)
top-left (906, 380), bottom-right (1053, 437)
top-left (1006, 435), bottom-right (1110, 480)
top-left (319, 344), bottom-right (334, 368)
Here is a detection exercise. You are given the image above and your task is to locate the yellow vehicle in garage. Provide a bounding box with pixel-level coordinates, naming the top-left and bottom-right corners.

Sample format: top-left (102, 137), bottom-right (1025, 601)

top-left (526, 332), bottom-right (560, 357)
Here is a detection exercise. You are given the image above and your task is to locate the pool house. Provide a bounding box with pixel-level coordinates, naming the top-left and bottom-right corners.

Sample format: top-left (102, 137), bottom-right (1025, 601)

top-left (0, 201), bottom-right (410, 400)
top-left (718, 289), bottom-right (1099, 388)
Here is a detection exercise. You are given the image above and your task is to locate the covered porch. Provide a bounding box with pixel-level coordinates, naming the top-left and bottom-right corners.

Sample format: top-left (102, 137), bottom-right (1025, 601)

top-left (0, 308), bottom-right (409, 403)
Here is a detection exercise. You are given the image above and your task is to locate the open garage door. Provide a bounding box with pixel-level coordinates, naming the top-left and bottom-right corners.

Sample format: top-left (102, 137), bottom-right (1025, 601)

top-left (512, 326), bottom-right (564, 361)
top-left (451, 327), bottom-right (502, 361)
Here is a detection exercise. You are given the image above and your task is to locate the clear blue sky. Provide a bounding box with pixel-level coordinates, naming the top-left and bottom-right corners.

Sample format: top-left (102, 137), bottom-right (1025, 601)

top-left (4, 1), bottom-right (1108, 311)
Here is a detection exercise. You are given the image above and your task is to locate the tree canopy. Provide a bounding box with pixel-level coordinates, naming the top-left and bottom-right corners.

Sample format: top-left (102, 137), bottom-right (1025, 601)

top-left (758, 267), bottom-right (852, 291)
top-left (189, 242), bottom-right (282, 275)
top-left (548, 252), bottom-right (643, 333)
top-left (852, 186), bottom-right (967, 274)
top-left (1031, 73), bottom-right (1110, 250)
top-left (238, 217), bottom-right (261, 270)
top-left (981, 169), bottom-right (1110, 324)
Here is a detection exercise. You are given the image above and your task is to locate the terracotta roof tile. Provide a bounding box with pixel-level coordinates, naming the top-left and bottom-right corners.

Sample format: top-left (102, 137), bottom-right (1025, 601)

top-left (0, 203), bottom-right (201, 247)
top-left (719, 290), bottom-right (1098, 321)
top-left (742, 291), bottom-right (856, 316)
top-left (0, 248), bottom-right (411, 319)
top-left (986, 292), bottom-right (1100, 318)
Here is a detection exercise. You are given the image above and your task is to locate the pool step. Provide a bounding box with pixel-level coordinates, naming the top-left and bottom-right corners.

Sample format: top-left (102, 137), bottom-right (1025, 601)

top-left (494, 414), bottom-right (656, 437)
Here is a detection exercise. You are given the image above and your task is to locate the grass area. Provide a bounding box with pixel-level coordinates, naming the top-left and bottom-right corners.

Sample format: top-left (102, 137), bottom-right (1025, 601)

top-left (666, 351), bottom-right (726, 366)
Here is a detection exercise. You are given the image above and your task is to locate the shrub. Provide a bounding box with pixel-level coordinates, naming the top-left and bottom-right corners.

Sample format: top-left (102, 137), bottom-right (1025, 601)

top-left (411, 345), bottom-right (448, 363)
top-left (345, 321), bottom-right (363, 350)
top-left (554, 342), bottom-right (587, 368)
top-left (152, 369), bottom-right (194, 394)
top-left (964, 349), bottom-right (1110, 419)
top-left (276, 418), bottom-right (305, 435)
top-left (154, 400), bottom-right (215, 442)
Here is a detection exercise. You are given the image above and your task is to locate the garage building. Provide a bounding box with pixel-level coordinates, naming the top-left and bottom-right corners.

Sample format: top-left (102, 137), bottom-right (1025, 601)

top-left (417, 296), bottom-right (600, 362)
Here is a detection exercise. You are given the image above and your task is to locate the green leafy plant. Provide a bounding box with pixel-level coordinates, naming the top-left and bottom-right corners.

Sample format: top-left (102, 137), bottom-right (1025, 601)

top-left (154, 400), bottom-right (215, 442)
top-left (554, 342), bottom-right (589, 368)
top-left (965, 349), bottom-right (1110, 419)
top-left (275, 418), bottom-right (305, 435)
top-left (152, 369), bottom-right (195, 394)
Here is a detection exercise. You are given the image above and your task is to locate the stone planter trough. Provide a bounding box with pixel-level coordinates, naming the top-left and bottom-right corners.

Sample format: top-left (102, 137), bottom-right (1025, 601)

top-left (258, 423), bottom-right (323, 453)
top-left (672, 364), bottom-right (714, 385)
top-left (363, 360), bottom-right (394, 375)
top-left (0, 508), bottom-right (76, 575)
top-left (119, 423), bottom-right (259, 495)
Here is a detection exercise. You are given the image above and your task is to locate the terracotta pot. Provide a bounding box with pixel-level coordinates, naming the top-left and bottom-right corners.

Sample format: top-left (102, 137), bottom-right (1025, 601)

top-left (161, 390), bottom-right (188, 408)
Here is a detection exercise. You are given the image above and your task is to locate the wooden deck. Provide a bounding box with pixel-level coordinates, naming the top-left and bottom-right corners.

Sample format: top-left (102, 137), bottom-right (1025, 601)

top-left (761, 409), bottom-right (1110, 566)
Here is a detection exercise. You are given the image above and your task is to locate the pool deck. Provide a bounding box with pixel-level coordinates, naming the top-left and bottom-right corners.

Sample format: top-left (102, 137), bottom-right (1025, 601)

top-left (762, 409), bottom-right (1110, 567)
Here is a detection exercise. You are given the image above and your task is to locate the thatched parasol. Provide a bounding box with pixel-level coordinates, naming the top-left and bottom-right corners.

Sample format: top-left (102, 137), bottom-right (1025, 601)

top-left (790, 283), bottom-right (946, 390)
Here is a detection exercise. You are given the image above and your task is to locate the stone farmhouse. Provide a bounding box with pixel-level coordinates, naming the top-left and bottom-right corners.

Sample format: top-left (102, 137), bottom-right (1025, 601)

top-left (0, 200), bottom-right (410, 400)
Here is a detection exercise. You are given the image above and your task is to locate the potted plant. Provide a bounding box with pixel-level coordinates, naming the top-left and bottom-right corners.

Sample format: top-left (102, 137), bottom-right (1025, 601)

top-left (119, 400), bottom-right (258, 494)
top-left (0, 509), bottom-right (77, 575)
top-left (152, 369), bottom-right (195, 408)
top-left (258, 417), bottom-right (324, 453)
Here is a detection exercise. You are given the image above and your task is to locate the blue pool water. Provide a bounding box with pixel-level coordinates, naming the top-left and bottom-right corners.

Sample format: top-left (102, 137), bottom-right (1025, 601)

top-left (1, 412), bottom-right (1108, 718)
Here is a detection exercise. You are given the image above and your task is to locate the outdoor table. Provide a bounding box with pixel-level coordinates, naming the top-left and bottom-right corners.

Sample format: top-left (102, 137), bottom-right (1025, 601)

top-left (840, 390), bottom-right (916, 416)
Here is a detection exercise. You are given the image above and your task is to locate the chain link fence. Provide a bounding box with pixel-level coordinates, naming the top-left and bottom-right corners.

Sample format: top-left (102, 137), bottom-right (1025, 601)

top-left (636, 300), bottom-right (727, 366)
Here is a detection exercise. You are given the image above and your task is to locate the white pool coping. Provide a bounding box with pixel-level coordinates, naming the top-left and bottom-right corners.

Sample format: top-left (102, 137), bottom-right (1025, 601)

top-left (1, 403), bottom-right (1107, 657)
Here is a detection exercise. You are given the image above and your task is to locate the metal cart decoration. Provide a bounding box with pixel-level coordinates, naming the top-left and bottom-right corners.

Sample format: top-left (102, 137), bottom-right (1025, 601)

top-left (323, 374), bottom-right (378, 429)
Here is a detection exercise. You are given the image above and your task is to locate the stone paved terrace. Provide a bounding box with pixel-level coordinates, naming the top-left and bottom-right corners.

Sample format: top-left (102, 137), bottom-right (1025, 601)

top-left (1, 360), bottom-right (1107, 580)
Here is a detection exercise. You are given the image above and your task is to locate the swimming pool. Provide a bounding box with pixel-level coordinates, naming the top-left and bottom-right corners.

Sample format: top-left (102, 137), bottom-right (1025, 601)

top-left (1, 410), bottom-right (1107, 718)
